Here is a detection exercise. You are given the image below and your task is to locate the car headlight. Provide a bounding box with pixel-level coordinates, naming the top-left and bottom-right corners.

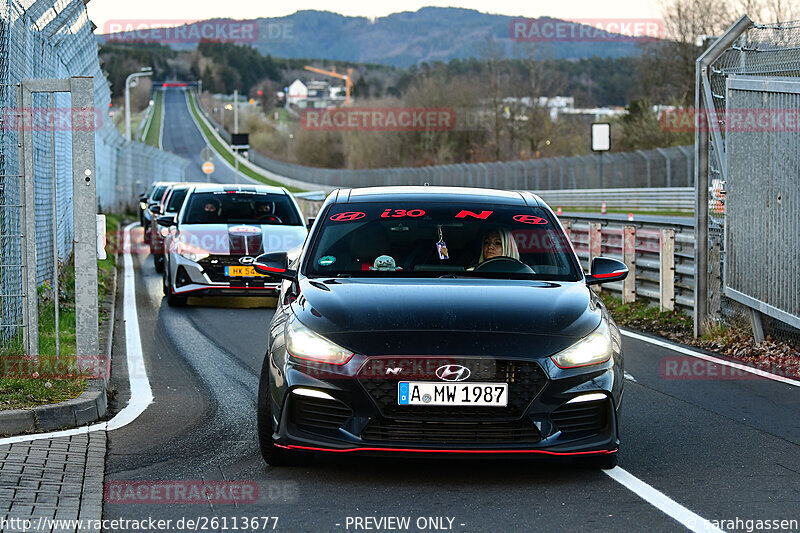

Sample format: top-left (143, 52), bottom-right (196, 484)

top-left (286, 317), bottom-right (353, 365)
top-left (177, 243), bottom-right (209, 263)
top-left (551, 320), bottom-right (613, 368)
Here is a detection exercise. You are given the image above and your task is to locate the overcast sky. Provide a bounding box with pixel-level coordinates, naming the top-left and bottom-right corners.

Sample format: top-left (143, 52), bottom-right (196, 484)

top-left (88, 0), bottom-right (664, 33)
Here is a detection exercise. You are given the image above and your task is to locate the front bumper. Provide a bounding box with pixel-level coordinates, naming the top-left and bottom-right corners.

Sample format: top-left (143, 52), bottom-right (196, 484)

top-left (170, 253), bottom-right (281, 296)
top-left (270, 355), bottom-right (622, 457)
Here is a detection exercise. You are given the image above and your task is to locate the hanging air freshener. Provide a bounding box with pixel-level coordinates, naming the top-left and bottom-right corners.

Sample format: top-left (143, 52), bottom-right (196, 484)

top-left (436, 225), bottom-right (449, 260)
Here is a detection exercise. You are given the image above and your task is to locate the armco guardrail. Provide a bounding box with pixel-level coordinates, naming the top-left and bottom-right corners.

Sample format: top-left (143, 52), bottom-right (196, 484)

top-left (560, 214), bottom-right (695, 313)
top-left (195, 97), bottom-right (693, 191)
top-left (536, 188), bottom-right (694, 212)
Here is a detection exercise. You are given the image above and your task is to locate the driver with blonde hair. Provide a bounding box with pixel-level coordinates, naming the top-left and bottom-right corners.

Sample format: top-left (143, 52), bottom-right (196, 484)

top-left (477, 228), bottom-right (520, 263)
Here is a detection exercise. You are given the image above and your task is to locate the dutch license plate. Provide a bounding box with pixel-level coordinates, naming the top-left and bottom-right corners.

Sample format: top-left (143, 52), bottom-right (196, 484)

top-left (398, 382), bottom-right (508, 406)
top-left (225, 265), bottom-right (266, 277)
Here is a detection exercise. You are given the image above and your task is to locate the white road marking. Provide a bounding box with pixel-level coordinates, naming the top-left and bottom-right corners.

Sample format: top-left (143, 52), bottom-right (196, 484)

top-left (604, 467), bottom-right (724, 532)
top-left (0, 223), bottom-right (153, 446)
top-left (107, 223), bottom-right (154, 429)
top-left (621, 328), bottom-right (800, 388)
top-left (624, 371), bottom-right (637, 382)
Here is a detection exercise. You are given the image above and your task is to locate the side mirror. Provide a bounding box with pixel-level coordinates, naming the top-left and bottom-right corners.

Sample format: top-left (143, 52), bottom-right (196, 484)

top-left (586, 257), bottom-right (628, 286)
top-left (254, 251), bottom-right (296, 279)
top-left (156, 215), bottom-right (176, 227)
top-left (148, 202), bottom-right (161, 214)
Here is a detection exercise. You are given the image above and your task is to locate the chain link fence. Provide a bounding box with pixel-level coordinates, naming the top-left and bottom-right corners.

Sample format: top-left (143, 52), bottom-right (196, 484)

top-left (0, 0), bottom-right (189, 346)
top-left (197, 99), bottom-right (694, 190)
top-left (699, 16), bottom-right (800, 346)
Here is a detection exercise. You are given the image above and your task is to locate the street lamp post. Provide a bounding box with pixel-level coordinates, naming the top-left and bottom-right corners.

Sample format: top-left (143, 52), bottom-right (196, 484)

top-left (125, 67), bottom-right (153, 141)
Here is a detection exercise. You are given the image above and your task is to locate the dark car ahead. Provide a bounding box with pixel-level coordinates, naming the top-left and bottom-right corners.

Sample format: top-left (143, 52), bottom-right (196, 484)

top-left (140, 181), bottom-right (177, 242)
top-left (149, 183), bottom-right (194, 273)
top-left (254, 186), bottom-right (628, 468)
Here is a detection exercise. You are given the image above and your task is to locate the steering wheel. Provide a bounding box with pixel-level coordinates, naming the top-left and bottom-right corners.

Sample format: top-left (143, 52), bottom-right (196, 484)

top-left (473, 256), bottom-right (534, 274)
top-left (258, 214), bottom-right (283, 223)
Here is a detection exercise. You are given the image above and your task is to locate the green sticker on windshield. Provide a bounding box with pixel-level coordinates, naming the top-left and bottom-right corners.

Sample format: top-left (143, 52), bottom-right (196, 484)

top-left (319, 256), bottom-right (336, 266)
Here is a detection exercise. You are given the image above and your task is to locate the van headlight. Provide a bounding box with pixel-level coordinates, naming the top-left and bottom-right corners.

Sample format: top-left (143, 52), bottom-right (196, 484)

top-left (551, 321), bottom-right (613, 368)
top-left (286, 317), bottom-right (353, 365)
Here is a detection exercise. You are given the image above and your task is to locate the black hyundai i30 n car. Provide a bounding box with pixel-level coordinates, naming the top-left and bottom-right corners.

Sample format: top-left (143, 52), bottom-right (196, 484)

top-left (255, 186), bottom-right (628, 468)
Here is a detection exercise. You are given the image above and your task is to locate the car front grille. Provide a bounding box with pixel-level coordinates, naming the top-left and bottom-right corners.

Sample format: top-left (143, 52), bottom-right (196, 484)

top-left (358, 357), bottom-right (547, 420)
top-left (290, 395), bottom-right (353, 431)
top-left (362, 418), bottom-right (542, 444)
top-left (550, 399), bottom-right (609, 436)
top-left (197, 255), bottom-right (280, 284)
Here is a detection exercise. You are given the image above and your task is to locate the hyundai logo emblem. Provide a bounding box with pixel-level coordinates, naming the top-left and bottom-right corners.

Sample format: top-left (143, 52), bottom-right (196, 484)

top-left (435, 364), bottom-right (471, 382)
top-left (239, 256), bottom-right (255, 265)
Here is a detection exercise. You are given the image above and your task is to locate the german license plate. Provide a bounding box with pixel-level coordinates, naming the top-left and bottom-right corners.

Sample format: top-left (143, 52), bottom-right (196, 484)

top-left (398, 382), bottom-right (508, 406)
top-left (225, 265), bottom-right (266, 277)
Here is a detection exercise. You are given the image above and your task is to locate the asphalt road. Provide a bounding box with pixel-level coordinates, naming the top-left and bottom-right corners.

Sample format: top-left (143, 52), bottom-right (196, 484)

top-left (161, 87), bottom-right (251, 185)
top-left (101, 91), bottom-right (800, 532)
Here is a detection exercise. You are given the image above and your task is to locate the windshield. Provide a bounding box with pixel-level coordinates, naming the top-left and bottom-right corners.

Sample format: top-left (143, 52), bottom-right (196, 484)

top-left (182, 191), bottom-right (303, 226)
top-left (307, 202), bottom-right (579, 280)
top-left (165, 188), bottom-right (189, 213)
top-left (151, 186), bottom-right (168, 202)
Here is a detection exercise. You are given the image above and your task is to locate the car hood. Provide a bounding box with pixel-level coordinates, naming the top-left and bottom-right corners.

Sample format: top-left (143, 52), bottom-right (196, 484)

top-left (175, 223), bottom-right (306, 255)
top-left (292, 278), bottom-right (602, 357)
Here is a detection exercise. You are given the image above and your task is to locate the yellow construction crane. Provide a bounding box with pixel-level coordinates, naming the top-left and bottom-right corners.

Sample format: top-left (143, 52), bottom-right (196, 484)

top-left (304, 65), bottom-right (354, 106)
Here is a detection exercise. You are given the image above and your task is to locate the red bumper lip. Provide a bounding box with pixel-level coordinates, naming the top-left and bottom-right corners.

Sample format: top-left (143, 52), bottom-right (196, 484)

top-left (275, 444), bottom-right (617, 456)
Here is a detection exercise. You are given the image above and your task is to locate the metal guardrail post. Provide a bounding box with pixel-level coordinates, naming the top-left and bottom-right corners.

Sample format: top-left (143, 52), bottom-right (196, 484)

top-left (623, 225), bottom-right (636, 303)
top-left (589, 222), bottom-right (602, 291)
top-left (562, 220), bottom-right (572, 243)
top-left (660, 229), bottom-right (675, 311)
top-left (677, 145), bottom-right (693, 187)
top-left (636, 150), bottom-right (651, 187)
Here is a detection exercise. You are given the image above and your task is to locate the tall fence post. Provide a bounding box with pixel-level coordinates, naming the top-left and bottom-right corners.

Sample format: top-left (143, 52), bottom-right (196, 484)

top-left (71, 77), bottom-right (100, 358)
top-left (18, 83), bottom-right (39, 358)
top-left (622, 225), bottom-right (636, 303)
top-left (660, 229), bottom-right (675, 311)
top-left (694, 15), bottom-right (752, 337)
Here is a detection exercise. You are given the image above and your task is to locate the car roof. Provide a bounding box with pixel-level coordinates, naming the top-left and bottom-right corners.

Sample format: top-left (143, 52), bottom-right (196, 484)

top-left (333, 186), bottom-right (543, 207)
top-left (189, 183), bottom-right (287, 195)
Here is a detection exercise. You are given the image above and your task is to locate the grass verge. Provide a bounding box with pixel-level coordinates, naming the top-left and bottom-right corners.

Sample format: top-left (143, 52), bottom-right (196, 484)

top-left (186, 91), bottom-right (304, 192)
top-left (143, 91), bottom-right (163, 147)
top-left (0, 215), bottom-right (121, 411)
